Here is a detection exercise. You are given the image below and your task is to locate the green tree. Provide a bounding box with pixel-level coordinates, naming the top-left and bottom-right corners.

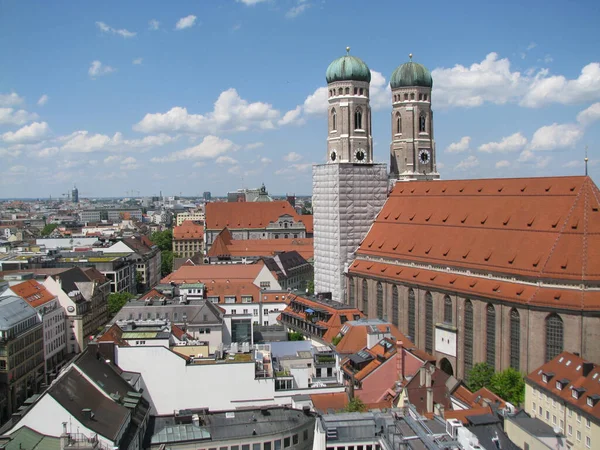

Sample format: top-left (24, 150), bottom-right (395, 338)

top-left (150, 229), bottom-right (173, 252)
top-left (331, 335), bottom-right (342, 346)
top-left (108, 292), bottom-right (134, 316)
top-left (490, 368), bottom-right (525, 406)
top-left (288, 331), bottom-right (304, 341)
top-left (161, 250), bottom-right (174, 277)
top-left (344, 397), bottom-right (366, 413)
top-left (466, 362), bottom-right (495, 392)
top-left (41, 223), bottom-right (58, 236)
top-left (306, 280), bottom-right (314, 295)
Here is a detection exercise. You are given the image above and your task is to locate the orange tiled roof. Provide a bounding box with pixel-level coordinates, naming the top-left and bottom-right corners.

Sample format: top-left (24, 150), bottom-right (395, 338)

top-left (299, 215), bottom-right (313, 234)
top-left (526, 351), bottom-right (600, 419)
top-left (161, 261), bottom-right (265, 284)
top-left (9, 279), bottom-right (56, 308)
top-left (206, 201), bottom-right (307, 230)
top-left (356, 176), bottom-right (600, 282)
top-left (139, 288), bottom-right (168, 302)
top-left (349, 260), bottom-right (600, 312)
top-left (452, 385), bottom-right (507, 409)
top-left (310, 392), bottom-right (348, 413)
top-left (97, 323), bottom-right (129, 346)
top-left (171, 324), bottom-right (192, 340)
top-left (173, 220), bottom-right (204, 241)
top-left (208, 234), bottom-right (314, 260)
top-left (335, 321), bottom-right (416, 355)
top-left (205, 281), bottom-right (261, 304)
top-left (444, 406), bottom-right (493, 425)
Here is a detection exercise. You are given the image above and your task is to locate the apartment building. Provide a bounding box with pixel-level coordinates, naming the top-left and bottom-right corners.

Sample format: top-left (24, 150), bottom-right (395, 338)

top-left (0, 295), bottom-right (44, 423)
top-left (172, 220), bottom-right (204, 259)
top-left (525, 351), bottom-right (600, 450)
top-left (176, 210), bottom-right (205, 226)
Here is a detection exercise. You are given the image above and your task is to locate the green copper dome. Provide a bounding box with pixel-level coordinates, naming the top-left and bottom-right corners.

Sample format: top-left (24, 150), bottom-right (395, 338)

top-left (326, 48), bottom-right (371, 84)
top-left (390, 55), bottom-right (433, 88)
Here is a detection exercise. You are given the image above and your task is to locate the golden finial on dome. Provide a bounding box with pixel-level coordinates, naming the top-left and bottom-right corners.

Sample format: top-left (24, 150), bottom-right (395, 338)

top-left (346, 46), bottom-right (351, 55)
top-left (409, 53), bottom-right (413, 61)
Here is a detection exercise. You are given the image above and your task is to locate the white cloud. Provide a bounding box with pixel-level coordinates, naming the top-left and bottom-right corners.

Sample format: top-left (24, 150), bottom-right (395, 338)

top-left (216, 155), bottom-right (238, 165)
top-left (37, 94), bottom-right (48, 106)
top-left (495, 160), bottom-right (511, 168)
top-left (193, 162), bottom-right (205, 168)
top-left (275, 163), bottom-right (312, 175)
top-left (228, 166), bottom-right (242, 174)
top-left (151, 135), bottom-right (239, 162)
top-left (260, 157), bottom-right (272, 164)
top-left (121, 156), bottom-right (139, 170)
top-left (455, 155), bottom-right (479, 170)
top-left (9, 165), bottom-right (27, 175)
top-left (2, 122), bottom-right (49, 144)
top-left (134, 88), bottom-right (280, 134)
top-left (58, 130), bottom-right (176, 153)
top-left (132, 58), bottom-right (143, 65)
top-left (526, 42), bottom-right (537, 51)
top-left (245, 142), bottom-right (264, 150)
top-left (577, 102), bottom-right (600, 127)
top-left (0, 93), bottom-right (24, 107)
top-left (369, 70), bottom-right (391, 111)
top-left (104, 155), bottom-right (120, 164)
top-left (302, 87), bottom-right (328, 115)
top-left (148, 19), bottom-right (160, 31)
top-left (446, 136), bottom-right (471, 153)
top-left (529, 123), bottom-right (583, 151)
top-left (36, 146), bottom-right (59, 158)
top-left (0, 108), bottom-right (39, 125)
top-left (237, 0), bottom-right (269, 4)
top-left (283, 151), bottom-right (302, 162)
top-left (175, 15), bottom-right (197, 30)
top-left (286, 1), bottom-right (310, 19)
top-left (478, 132), bottom-right (527, 153)
top-left (95, 21), bottom-right (136, 38)
top-left (89, 61), bottom-right (116, 78)
top-left (564, 160), bottom-right (583, 168)
top-left (521, 63), bottom-right (600, 107)
top-left (278, 106), bottom-right (304, 126)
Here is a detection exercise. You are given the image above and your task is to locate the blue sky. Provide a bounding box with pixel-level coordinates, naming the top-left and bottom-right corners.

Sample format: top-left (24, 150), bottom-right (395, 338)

top-left (1, 0), bottom-right (600, 198)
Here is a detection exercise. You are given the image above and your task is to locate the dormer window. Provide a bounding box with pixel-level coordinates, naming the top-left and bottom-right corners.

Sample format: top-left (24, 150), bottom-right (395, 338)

top-left (586, 394), bottom-right (600, 407)
top-left (572, 389), bottom-right (579, 399)
top-left (588, 397), bottom-right (594, 407)
top-left (542, 371), bottom-right (554, 383)
top-left (556, 381), bottom-right (562, 390)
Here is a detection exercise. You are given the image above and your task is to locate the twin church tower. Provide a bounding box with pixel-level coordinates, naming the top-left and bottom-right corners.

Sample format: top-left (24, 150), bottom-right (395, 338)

top-left (313, 48), bottom-right (439, 301)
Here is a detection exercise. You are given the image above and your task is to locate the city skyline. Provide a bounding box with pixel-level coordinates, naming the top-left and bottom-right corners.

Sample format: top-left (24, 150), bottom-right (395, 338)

top-left (1, 0), bottom-right (600, 198)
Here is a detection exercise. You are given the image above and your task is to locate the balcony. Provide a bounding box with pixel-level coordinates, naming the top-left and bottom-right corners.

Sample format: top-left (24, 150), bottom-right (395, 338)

top-left (314, 355), bottom-right (336, 367)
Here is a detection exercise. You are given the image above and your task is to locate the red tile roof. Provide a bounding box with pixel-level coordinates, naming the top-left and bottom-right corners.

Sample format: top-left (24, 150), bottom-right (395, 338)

top-left (444, 406), bottom-right (493, 425)
top-left (356, 176), bottom-right (600, 282)
top-left (208, 232), bottom-right (314, 260)
top-left (206, 201), bottom-right (310, 230)
top-left (205, 282), bottom-right (261, 304)
top-left (171, 324), bottom-right (192, 340)
top-left (139, 288), bottom-right (168, 302)
top-left (161, 261), bottom-right (265, 284)
top-left (299, 215), bottom-right (313, 234)
top-left (335, 321), bottom-right (417, 355)
top-left (526, 351), bottom-right (600, 420)
top-left (9, 279), bottom-right (56, 308)
top-left (310, 392), bottom-right (348, 413)
top-left (173, 220), bottom-right (204, 241)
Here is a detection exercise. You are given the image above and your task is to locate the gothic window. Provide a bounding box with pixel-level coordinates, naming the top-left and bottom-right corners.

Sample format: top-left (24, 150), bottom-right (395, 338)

top-left (392, 285), bottom-right (399, 327)
top-left (338, 88), bottom-right (343, 95)
top-left (345, 87), bottom-right (349, 95)
top-left (365, 89), bottom-right (368, 96)
top-left (419, 114), bottom-right (426, 133)
top-left (510, 309), bottom-right (520, 370)
top-left (411, 93), bottom-right (415, 100)
top-left (486, 304), bottom-right (496, 368)
top-left (444, 295), bottom-right (452, 324)
top-left (359, 88), bottom-right (363, 95)
top-left (424, 94), bottom-right (428, 101)
top-left (331, 109), bottom-right (337, 131)
top-left (425, 292), bottom-right (433, 354)
top-left (408, 288), bottom-right (416, 341)
top-left (396, 113), bottom-right (402, 134)
top-left (354, 87), bottom-right (358, 95)
top-left (464, 300), bottom-right (474, 376)
top-left (404, 93), bottom-right (408, 100)
top-left (419, 93), bottom-right (423, 101)
top-left (355, 108), bottom-right (363, 130)
top-left (376, 282), bottom-right (383, 319)
top-left (545, 314), bottom-right (564, 362)
top-left (348, 278), bottom-right (355, 307)
top-left (362, 279), bottom-right (368, 311)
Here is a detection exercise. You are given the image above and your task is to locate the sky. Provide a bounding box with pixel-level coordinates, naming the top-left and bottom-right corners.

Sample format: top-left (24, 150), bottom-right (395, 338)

top-left (1, 0), bottom-right (600, 198)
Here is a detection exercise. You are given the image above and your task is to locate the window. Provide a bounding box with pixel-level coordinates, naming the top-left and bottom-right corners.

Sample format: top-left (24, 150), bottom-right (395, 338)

top-left (546, 313), bottom-right (563, 362)
top-left (275, 440), bottom-right (281, 450)
top-left (539, 406), bottom-right (542, 415)
top-left (303, 429), bottom-right (309, 441)
top-left (560, 419), bottom-right (564, 431)
top-left (464, 300), bottom-right (474, 376)
top-left (253, 445), bottom-right (260, 450)
top-left (425, 292), bottom-right (433, 354)
top-left (553, 415), bottom-right (557, 425)
top-left (331, 109), bottom-right (337, 131)
top-left (265, 443), bottom-right (272, 450)
top-left (284, 437), bottom-right (290, 448)
top-left (345, 87), bottom-right (349, 95)
top-left (577, 430), bottom-right (581, 442)
top-left (231, 309), bottom-right (237, 315)
top-left (444, 295), bottom-right (452, 324)
top-left (348, 278), bottom-right (355, 307)
top-left (376, 282), bottom-right (384, 319)
top-left (510, 308), bottom-right (520, 370)
top-left (546, 410), bottom-right (550, 420)
top-left (396, 113), bottom-right (402, 134)
top-left (533, 402), bottom-right (536, 413)
top-left (392, 285), bottom-right (399, 327)
top-left (292, 435), bottom-right (298, 445)
top-left (354, 108), bottom-right (363, 130)
top-left (586, 418), bottom-right (591, 428)
top-left (408, 288), bottom-right (416, 341)
top-left (486, 304), bottom-right (496, 368)
top-left (419, 113), bottom-right (426, 132)
top-left (568, 425), bottom-right (572, 436)
top-left (362, 279), bottom-right (368, 311)
top-left (419, 93), bottom-right (423, 101)
top-left (586, 436), bottom-right (591, 448)
top-left (411, 93), bottom-right (415, 100)
top-left (253, 310), bottom-right (258, 316)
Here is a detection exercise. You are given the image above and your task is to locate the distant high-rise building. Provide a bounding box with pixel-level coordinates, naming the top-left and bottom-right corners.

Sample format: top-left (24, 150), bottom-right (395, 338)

top-left (203, 191), bottom-right (212, 201)
top-left (71, 185), bottom-right (79, 203)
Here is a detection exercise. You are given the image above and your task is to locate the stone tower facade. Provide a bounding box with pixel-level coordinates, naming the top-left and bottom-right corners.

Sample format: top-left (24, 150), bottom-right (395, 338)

top-left (313, 49), bottom-right (388, 302)
top-left (389, 56), bottom-right (440, 182)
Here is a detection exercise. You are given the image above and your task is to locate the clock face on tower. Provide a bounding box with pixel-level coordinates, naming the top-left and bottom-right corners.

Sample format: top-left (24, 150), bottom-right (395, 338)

top-left (355, 149), bottom-right (365, 162)
top-left (330, 151), bottom-right (337, 162)
top-left (419, 149), bottom-right (430, 165)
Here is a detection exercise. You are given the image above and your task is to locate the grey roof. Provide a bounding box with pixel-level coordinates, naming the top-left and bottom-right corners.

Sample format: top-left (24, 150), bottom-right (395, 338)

top-left (468, 420), bottom-right (521, 450)
top-left (321, 412), bottom-right (396, 442)
top-left (268, 340), bottom-right (313, 358)
top-left (508, 416), bottom-right (562, 437)
top-left (151, 423), bottom-right (211, 445)
top-left (0, 295), bottom-right (39, 331)
top-left (115, 300), bottom-right (223, 326)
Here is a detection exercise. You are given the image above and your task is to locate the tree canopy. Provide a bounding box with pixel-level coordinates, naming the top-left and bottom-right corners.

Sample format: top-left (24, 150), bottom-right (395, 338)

top-left (150, 229), bottom-right (173, 252)
top-left (41, 223), bottom-right (58, 236)
top-left (108, 292), bottom-right (134, 316)
top-left (466, 362), bottom-right (525, 406)
top-left (344, 397), bottom-right (366, 413)
top-left (467, 362), bottom-right (495, 392)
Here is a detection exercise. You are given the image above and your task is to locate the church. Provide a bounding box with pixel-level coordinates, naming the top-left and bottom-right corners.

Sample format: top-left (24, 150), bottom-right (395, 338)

top-left (312, 49), bottom-right (600, 380)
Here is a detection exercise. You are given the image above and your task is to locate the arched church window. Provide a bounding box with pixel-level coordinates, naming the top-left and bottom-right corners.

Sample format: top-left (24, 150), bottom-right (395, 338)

top-left (444, 295), bottom-right (452, 324)
top-left (354, 87), bottom-right (358, 95)
top-left (424, 94), bottom-right (428, 101)
top-left (510, 309), bottom-right (520, 370)
top-left (486, 304), bottom-right (496, 369)
top-left (338, 88), bottom-right (343, 95)
top-left (419, 93), bottom-right (423, 101)
top-left (545, 313), bottom-right (563, 362)
top-left (464, 300), bottom-right (474, 376)
top-left (359, 88), bottom-right (364, 95)
top-left (331, 109), bottom-right (337, 131)
top-left (362, 279), bottom-right (368, 311)
top-left (411, 93), bottom-right (415, 100)
top-left (345, 87), bottom-right (349, 95)
top-left (396, 113), bottom-right (402, 134)
top-left (354, 108), bottom-right (363, 130)
top-left (376, 282), bottom-right (383, 319)
top-left (365, 89), bottom-right (369, 96)
top-left (408, 288), bottom-right (416, 341)
top-left (419, 114), bottom-right (426, 133)
top-left (404, 93), bottom-right (408, 100)
top-left (392, 285), bottom-right (399, 327)
top-left (348, 278), bottom-right (355, 307)
top-left (425, 292), bottom-right (433, 354)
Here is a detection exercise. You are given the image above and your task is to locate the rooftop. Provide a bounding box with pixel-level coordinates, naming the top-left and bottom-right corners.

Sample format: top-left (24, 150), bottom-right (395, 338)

top-left (6, 279), bottom-right (56, 308)
top-left (206, 200), bottom-right (311, 231)
top-left (0, 295), bottom-right (40, 331)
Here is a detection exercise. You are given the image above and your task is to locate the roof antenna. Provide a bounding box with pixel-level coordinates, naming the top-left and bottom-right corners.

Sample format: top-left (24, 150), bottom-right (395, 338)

top-left (409, 53), bottom-right (413, 61)
top-left (346, 46), bottom-right (350, 55)
top-left (585, 145), bottom-right (589, 177)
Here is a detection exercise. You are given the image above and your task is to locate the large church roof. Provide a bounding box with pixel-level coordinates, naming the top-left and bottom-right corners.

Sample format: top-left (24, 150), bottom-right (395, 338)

top-left (354, 176), bottom-right (600, 283)
top-left (205, 200), bottom-right (310, 230)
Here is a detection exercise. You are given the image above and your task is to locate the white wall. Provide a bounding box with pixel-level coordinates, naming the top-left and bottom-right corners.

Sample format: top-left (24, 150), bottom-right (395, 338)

top-left (435, 326), bottom-right (457, 357)
top-left (218, 302), bottom-right (287, 326)
top-left (254, 265), bottom-right (282, 290)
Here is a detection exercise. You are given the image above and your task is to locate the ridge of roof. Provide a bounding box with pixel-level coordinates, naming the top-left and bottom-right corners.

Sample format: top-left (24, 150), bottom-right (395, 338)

top-left (206, 201), bottom-right (304, 230)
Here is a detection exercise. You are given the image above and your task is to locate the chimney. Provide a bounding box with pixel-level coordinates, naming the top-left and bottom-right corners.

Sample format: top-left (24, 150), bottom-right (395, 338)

top-left (396, 341), bottom-right (405, 381)
top-left (60, 422), bottom-right (69, 449)
top-left (425, 364), bottom-right (433, 388)
top-left (419, 366), bottom-right (426, 387)
top-left (582, 362), bottom-right (595, 377)
top-left (426, 386), bottom-right (434, 414)
top-left (348, 372), bottom-right (356, 400)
